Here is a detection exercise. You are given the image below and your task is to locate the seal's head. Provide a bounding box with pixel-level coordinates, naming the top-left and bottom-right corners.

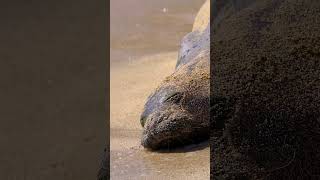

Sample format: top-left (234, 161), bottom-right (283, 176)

top-left (140, 57), bottom-right (209, 150)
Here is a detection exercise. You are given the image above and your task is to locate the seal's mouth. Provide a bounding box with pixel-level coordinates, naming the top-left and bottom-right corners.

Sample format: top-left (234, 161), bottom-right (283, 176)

top-left (141, 106), bottom-right (208, 150)
top-left (141, 108), bottom-right (191, 149)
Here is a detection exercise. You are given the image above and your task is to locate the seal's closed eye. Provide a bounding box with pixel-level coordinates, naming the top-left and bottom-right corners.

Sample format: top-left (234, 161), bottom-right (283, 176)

top-left (162, 92), bottom-right (184, 104)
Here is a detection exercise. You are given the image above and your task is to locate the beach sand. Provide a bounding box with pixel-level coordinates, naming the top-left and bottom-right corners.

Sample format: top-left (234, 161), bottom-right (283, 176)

top-left (110, 53), bottom-right (209, 179)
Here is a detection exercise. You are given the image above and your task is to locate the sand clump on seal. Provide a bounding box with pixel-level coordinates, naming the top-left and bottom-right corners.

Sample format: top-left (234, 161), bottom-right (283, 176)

top-left (211, 0), bottom-right (320, 179)
top-left (140, 0), bottom-right (210, 150)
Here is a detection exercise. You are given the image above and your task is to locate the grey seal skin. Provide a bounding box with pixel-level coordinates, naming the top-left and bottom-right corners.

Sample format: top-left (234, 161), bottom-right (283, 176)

top-left (176, 25), bottom-right (209, 69)
top-left (140, 0), bottom-right (210, 150)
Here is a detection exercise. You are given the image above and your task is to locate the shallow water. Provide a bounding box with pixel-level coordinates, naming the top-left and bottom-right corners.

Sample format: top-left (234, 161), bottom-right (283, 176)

top-left (110, 0), bottom-right (209, 179)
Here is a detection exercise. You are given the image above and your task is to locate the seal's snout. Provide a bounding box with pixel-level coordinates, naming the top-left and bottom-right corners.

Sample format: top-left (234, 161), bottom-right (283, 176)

top-left (141, 107), bottom-right (193, 150)
top-left (140, 79), bottom-right (209, 150)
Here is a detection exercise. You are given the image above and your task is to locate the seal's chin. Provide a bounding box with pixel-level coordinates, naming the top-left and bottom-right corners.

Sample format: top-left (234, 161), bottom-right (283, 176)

top-left (141, 107), bottom-right (208, 150)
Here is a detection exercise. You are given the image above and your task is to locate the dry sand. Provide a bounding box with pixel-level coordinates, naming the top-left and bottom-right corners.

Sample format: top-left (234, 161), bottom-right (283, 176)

top-left (110, 53), bottom-right (209, 179)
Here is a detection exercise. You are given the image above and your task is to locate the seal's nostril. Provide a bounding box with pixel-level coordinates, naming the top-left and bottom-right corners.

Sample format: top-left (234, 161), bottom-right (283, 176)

top-left (140, 116), bottom-right (147, 127)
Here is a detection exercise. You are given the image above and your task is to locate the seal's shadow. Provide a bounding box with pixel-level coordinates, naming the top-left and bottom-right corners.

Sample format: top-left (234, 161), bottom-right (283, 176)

top-left (152, 141), bottom-right (209, 153)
